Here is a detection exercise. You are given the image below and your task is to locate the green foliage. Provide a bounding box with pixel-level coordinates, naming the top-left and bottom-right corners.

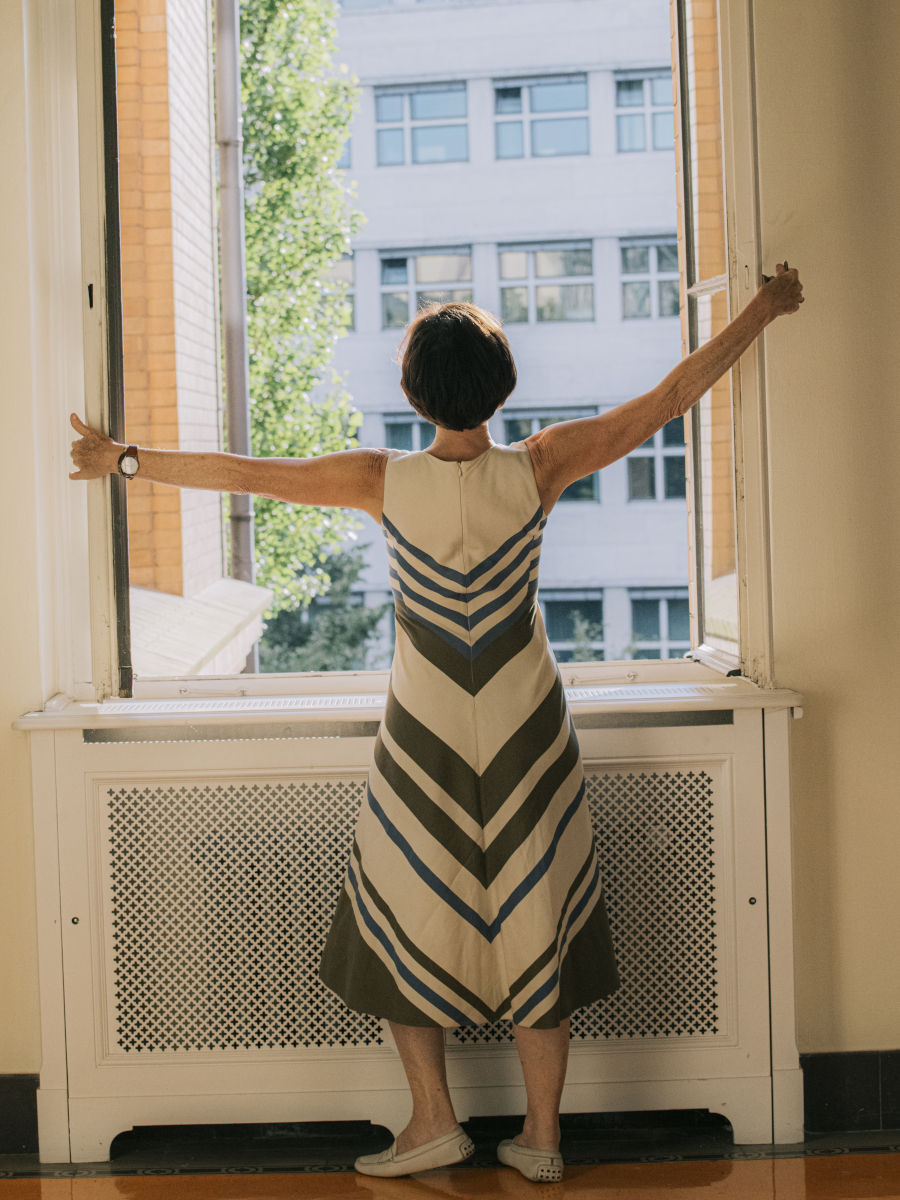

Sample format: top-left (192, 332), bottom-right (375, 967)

top-left (240, 0), bottom-right (364, 611)
top-left (259, 546), bottom-right (390, 673)
top-left (570, 611), bottom-right (605, 663)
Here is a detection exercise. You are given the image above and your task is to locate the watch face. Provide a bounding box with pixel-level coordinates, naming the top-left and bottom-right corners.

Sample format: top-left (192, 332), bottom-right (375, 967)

top-left (122, 456), bottom-right (139, 475)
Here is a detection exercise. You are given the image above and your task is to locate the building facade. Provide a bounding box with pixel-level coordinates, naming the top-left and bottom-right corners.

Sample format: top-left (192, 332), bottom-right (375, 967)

top-left (333, 0), bottom-right (689, 665)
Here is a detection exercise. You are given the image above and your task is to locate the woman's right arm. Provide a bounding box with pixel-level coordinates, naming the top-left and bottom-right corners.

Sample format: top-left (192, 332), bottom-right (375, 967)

top-left (68, 415), bottom-right (388, 522)
top-left (526, 263), bottom-right (804, 512)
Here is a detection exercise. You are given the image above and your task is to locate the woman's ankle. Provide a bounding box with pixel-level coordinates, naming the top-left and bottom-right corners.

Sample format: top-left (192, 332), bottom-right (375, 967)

top-left (516, 1118), bottom-right (561, 1152)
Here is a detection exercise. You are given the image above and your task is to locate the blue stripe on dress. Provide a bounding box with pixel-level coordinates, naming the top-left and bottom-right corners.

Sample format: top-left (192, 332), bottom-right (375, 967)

top-left (387, 534), bottom-right (542, 605)
top-left (382, 506), bottom-right (544, 587)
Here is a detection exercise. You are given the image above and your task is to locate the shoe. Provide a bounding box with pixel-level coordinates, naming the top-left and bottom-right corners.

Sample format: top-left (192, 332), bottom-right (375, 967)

top-left (497, 1137), bottom-right (564, 1182)
top-left (354, 1125), bottom-right (474, 1177)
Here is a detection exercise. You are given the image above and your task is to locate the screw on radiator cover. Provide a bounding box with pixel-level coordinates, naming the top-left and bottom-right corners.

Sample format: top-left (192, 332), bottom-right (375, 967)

top-left (71, 917), bottom-right (80, 924)
top-left (748, 898), bottom-right (757, 905)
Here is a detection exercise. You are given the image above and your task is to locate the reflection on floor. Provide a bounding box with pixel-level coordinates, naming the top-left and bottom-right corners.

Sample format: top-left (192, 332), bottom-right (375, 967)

top-left (3, 1156), bottom-right (900, 1198)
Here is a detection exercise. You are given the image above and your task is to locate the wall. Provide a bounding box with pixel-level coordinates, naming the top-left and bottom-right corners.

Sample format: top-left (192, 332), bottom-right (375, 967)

top-left (753, 0), bottom-right (900, 1052)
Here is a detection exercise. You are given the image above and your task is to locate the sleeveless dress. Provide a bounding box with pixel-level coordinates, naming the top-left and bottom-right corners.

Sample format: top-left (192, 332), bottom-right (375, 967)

top-left (319, 444), bottom-right (619, 1028)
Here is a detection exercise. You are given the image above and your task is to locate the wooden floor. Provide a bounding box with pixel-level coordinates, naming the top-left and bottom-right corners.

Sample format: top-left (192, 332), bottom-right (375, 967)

top-left (2, 1155), bottom-right (900, 1198)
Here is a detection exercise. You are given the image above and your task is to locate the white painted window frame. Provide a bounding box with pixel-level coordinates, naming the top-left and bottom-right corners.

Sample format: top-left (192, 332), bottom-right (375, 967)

top-left (498, 241), bottom-right (596, 326)
top-left (492, 73), bottom-right (590, 161)
top-left (374, 82), bottom-right (469, 167)
top-left (620, 236), bottom-right (681, 321)
top-left (626, 423), bottom-right (688, 504)
top-left (614, 68), bottom-right (675, 154)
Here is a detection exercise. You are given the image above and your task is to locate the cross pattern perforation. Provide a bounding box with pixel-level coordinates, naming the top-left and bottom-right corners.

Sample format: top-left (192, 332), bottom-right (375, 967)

top-left (449, 769), bottom-right (720, 1046)
top-left (106, 779), bottom-right (384, 1052)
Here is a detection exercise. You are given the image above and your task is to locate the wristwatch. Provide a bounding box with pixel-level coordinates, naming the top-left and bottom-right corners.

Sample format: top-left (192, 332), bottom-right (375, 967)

top-left (117, 445), bottom-right (139, 480)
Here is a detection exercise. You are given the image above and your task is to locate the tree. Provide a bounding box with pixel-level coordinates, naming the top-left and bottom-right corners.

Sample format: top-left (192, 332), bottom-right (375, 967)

top-left (240, 0), bottom-right (364, 612)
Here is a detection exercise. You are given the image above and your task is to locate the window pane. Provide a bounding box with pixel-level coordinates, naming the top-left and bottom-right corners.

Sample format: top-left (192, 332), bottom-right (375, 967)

top-left (617, 112), bottom-right (646, 152)
top-left (505, 418), bottom-right (533, 443)
top-left (411, 124), bottom-right (468, 163)
top-left (652, 110), bottom-right (675, 151)
top-left (377, 127), bottom-right (405, 165)
top-left (416, 288), bottom-right (473, 308)
top-left (385, 422), bottom-right (413, 451)
top-left (628, 456), bottom-right (656, 499)
top-left (501, 286), bottom-right (529, 323)
top-left (410, 87), bottom-right (467, 120)
top-left (381, 257), bottom-right (407, 285)
top-left (664, 454), bottom-right (686, 499)
top-left (545, 600), bottom-right (602, 641)
top-left (663, 415), bottom-right (685, 446)
top-left (622, 280), bottom-right (651, 318)
top-left (621, 245), bottom-right (649, 274)
top-left (534, 248), bottom-right (592, 278)
top-left (345, 294), bottom-right (355, 331)
top-left (382, 291), bottom-right (409, 328)
top-left (632, 599), bottom-right (660, 640)
top-left (375, 93), bottom-right (403, 123)
top-left (529, 78), bottom-right (588, 112)
top-left (499, 251), bottom-right (527, 279)
top-left (415, 254), bottom-right (472, 283)
top-left (616, 79), bottom-right (645, 107)
top-left (337, 139), bottom-right (351, 169)
top-left (531, 117), bottom-right (589, 157)
top-left (659, 279), bottom-right (680, 316)
top-left (560, 474), bottom-right (597, 501)
top-left (657, 243), bottom-right (679, 272)
top-left (650, 75), bottom-right (672, 106)
top-left (328, 255), bottom-right (354, 285)
top-left (495, 86), bottom-right (522, 115)
top-left (419, 422), bottom-right (435, 448)
top-left (668, 597), bottom-right (690, 641)
top-left (634, 648), bottom-right (662, 659)
top-left (535, 283), bottom-right (594, 321)
top-left (496, 121), bottom-right (524, 159)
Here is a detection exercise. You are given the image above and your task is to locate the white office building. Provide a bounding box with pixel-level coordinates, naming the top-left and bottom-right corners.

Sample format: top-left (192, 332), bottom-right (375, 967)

top-left (333, 0), bottom-right (689, 665)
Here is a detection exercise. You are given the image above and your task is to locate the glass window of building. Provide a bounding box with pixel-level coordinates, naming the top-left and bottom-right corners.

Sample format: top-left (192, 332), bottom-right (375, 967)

top-left (375, 83), bottom-right (469, 166)
top-left (621, 239), bottom-right (680, 319)
top-left (503, 410), bottom-right (599, 501)
top-left (626, 416), bottom-right (687, 501)
top-left (383, 419), bottom-right (436, 452)
top-left (380, 248), bottom-right (473, 329)
top-left (539, 591), bottom-right (604, 662)
top-left (494, 75), bottom-right (589, 159)
top-left (616, 72), bottom-right (674, 153)
top-left (629, 590), bottom-right (691, 659)
top-left (326, 252), bottom-right (355, 332)
top-left (499, 242), bottom-right (594, 324)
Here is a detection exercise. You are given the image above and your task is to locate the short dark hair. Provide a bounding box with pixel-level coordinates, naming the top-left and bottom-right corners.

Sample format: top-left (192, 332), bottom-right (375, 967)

top-left (398, 302), bottom-right (517, 431)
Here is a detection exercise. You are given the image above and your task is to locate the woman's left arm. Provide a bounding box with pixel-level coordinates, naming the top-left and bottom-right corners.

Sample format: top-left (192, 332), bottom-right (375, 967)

top-left (68, 414), bottom-right (388, 521)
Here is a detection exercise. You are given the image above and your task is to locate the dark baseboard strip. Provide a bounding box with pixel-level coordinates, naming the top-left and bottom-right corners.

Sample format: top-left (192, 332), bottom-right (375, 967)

top-left (802, 1050), bottom-right (900, 1133)
top-left (0, 1075), bottom-right (39, 1154)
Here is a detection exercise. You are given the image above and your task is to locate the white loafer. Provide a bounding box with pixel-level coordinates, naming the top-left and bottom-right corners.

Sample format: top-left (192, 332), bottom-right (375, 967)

top-left (497, 1137), bottom-right (564, 1182)
top-left (354, 1125), bottom-right (474, 1177)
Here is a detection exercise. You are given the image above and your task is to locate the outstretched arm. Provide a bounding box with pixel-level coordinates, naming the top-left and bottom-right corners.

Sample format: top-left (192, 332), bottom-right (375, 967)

top-left (527, 263), bottom-right (804, 512)
top-left (68, 415), bottom-right (388, 522)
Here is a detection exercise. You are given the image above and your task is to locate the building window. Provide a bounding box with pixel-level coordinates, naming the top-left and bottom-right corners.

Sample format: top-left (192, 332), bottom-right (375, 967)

top-left (627, 416), bottom-right (687, 501)
top-left (540, 590), bottom-right (604, 662)
top-left (494, 74), bottom-right (589, 159)
top-left (383, 418), bottom-right (436, 452)
top-left (621, 240), bottom-right (680, 319)
top-left (503, 410), bottom-right (598, 501)
top-left (375, 83), bottom-right (468, 166)
top-left (616, 72), bottom-right (674, 153)
top-left (327, 252), bottom-right (355, 331)
top-left (499, 242), bottom-right (594, 324)
top-left (337, 138), bottom-right (352, 169)
top-left (629, 590), bottom-right (690, 659)
top-left (380, 249), bottom-right (473, 330)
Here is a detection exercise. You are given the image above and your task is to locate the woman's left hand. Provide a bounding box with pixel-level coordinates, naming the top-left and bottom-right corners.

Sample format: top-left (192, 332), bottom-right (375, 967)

top-left (69, 413), bottom-right (120, 480)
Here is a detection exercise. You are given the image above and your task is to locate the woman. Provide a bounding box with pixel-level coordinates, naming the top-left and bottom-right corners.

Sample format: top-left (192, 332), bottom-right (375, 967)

top-left (70, 263), bottom-right (803, 1183)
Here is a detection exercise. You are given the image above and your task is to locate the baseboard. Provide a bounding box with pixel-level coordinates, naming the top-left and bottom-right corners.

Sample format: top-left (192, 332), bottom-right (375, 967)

top-left (0, 1075), bottom-right (39, 1153)
top-left (801, 1050), bottom-right (900, 1133)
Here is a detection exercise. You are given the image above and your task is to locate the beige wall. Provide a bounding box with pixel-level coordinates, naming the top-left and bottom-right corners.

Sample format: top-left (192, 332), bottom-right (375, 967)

top-left (754, 0), bottom-right (900, 1052)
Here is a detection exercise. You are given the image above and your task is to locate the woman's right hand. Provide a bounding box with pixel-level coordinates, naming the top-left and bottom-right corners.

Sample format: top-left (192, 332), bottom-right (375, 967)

top-left (759, 261), bottom-right (804, 319)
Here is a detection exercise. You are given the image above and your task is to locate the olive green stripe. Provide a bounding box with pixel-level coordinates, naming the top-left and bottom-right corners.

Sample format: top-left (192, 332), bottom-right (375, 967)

top-left (479, 676), bottom-right (569, 821)
top-left (384, 691), bottom-right (482, 824)
top-left (374, 735), bottom-right (488, 886)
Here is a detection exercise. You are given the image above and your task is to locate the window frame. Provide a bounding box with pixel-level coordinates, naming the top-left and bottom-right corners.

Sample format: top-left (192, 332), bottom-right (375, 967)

top-left (614, 69), bottom-right (675, 154)
top-left (374, 82), bottom-right (469, 167)
top-left (493, 74), bottom-right (590, 161)
top-left (498, 241), bottom-right (596, 325)
top-left (539, 589), bottom-right (605, 662)
top-left (379, 246), bottom-right (474, 330)
top-left (629, 589), bottom-right (692, 660)
top-left (620, 237), bottom-right (680, 321)
top-left (626, 418), bottom-right (688, 503)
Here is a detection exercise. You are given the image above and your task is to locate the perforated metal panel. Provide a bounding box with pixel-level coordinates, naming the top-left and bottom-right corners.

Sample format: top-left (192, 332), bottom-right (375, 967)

top-left (105, 779), bottom-right (384, 1052)
top-left (449, 769), bottom-right (720, 1046)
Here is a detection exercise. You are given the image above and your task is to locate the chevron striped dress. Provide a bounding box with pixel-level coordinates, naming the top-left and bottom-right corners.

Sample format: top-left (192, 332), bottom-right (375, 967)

top-left (320, 444), bottom-right (619, 1027)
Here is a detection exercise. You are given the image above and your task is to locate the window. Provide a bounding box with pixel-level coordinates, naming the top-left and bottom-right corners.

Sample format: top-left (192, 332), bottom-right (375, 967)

top-left (380, 249), bottom-right (473, 330)
top-left (326, 253), bottom-right (355, 331)
top-left (503, 411), bottom-right (598, 501)
top-left (627, 416), bottom-right (687, 501)
top-left (499, 243), bottom-right (594, 324)
top-left (621, 240), bottom-right (680, 319)
top-left (494, 75), bottom-right (589, 159)
top-left (629, 590), bottom-right (691, 659)
top-left (383, 418), bottom-right (435, 452)
top-left (540, 591), bottom-right (604, 662)
top-left (616, 72), bottom-right (674, 153)
top-left (337, 138), bottom-right (352, 169)
top-left (375, 83), bottom-right (468, 165)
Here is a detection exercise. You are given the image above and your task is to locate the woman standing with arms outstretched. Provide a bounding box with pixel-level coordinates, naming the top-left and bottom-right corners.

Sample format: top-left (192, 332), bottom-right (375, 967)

top-left (71, 264), bottom-right (803, 1183)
